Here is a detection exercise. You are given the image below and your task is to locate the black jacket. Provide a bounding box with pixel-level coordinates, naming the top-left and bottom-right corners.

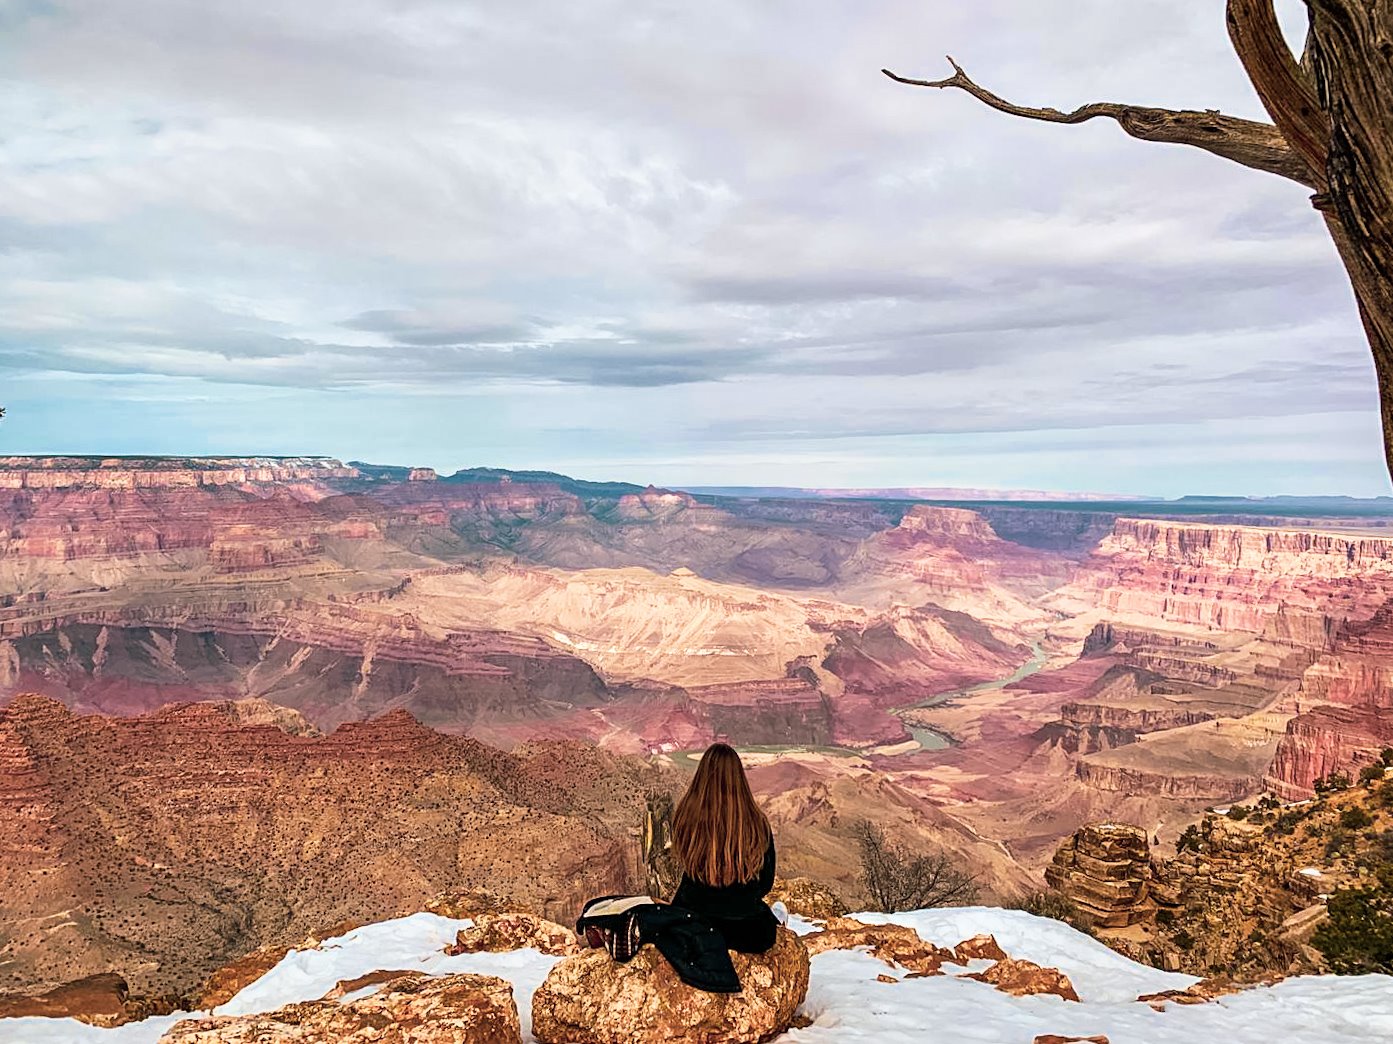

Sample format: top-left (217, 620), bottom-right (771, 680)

top-left (671, 838), bottom-right (778, 954)
top-left (577, 899), bottom-right (744, 993)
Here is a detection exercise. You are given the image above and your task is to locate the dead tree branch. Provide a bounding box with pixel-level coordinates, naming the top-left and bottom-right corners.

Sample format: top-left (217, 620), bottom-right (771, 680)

top-left (881, 57), bottom-right (1317, 189)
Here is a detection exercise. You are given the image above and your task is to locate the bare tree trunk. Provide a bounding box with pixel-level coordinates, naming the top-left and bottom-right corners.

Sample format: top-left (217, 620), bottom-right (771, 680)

top-left (884, 0), bottom-right (1393, 479)
top-left (1306, 1), bottom-right (1393, 478)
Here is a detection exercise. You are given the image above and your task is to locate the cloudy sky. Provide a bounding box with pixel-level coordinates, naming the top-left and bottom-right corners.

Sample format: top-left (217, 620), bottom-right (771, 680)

top-left (0, 0), bottom-right (1384, 496)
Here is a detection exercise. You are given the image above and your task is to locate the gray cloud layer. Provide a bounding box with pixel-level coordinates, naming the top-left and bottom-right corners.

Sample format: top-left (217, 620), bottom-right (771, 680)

top-left (0, 0), bottom-right (1384, 493)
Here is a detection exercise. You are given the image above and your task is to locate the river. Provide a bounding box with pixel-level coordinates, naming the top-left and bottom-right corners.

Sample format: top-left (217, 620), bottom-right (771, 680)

top-left (898, 641), bottom-right (1049, 751)
top-left (667, 641), bottom-right (1053, 764)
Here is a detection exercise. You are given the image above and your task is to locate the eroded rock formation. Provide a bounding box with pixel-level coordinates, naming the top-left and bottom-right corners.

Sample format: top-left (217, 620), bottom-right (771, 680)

top-left (1268, 600), bottom-right (1393, 797)
top-left (530, 926), bottom-right (809, 1044)
top-left (1044, 824), bottom-right (1170, 928)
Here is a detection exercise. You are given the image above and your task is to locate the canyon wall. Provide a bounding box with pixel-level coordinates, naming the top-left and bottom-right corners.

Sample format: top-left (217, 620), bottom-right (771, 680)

top-left (1267, 600), bottom-right (1393, 797)
top-left (1049, 518), bottom-right (1393, 633)
top-left (0, 456), bottom-right (359, 491)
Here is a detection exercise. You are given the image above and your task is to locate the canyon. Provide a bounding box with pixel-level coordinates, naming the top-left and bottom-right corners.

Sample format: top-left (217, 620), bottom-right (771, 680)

top-left (3, 455), bottom-right (1393, 998)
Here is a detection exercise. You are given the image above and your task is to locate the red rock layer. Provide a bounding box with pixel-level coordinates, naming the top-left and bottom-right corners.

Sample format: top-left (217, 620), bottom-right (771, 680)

top-left (1267, 600), bottom-right (1393, 797)
top-left (1052, 518), bottom-right (1393, 632)
top-left (849, 506), bottom-right (1074, 609)
top-left (0, 613), bottom-right (613, 731)
top-left (0, 486), bottom-right (376, 563)
top-left (0, 457), bottom-right (358, 491)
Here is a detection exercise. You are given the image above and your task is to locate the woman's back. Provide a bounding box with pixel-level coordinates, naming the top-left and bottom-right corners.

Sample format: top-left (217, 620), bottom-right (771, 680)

top-left (668, 743), bottom-right (779, 953)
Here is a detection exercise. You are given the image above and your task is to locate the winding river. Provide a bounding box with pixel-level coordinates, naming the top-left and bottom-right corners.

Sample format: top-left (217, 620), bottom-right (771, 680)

top-left (669, 640), bottom-right (1053, 764)
top-left (898, 641), bottom-right (1049, 751)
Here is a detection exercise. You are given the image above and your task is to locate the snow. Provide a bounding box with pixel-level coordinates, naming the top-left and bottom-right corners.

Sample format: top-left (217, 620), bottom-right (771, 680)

top-left (1299, 867), bottom-right (1324, 878)
top-left (4, 907), bottom-right (1392, 1044)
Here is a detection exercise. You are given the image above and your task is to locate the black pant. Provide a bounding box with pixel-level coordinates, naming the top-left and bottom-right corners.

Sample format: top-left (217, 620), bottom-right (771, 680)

top-left (700, 907), bottom-right (778, 954)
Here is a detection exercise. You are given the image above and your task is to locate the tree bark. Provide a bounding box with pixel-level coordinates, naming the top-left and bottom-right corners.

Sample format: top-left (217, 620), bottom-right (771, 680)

top-left (884, 0), bottom-right (1393, 480)
top-left (1304, 0), bottom-right (1393, 478)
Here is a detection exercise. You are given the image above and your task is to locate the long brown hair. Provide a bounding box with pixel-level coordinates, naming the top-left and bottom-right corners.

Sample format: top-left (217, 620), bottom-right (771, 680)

top-left (672, 743), bottom-right (771, 887)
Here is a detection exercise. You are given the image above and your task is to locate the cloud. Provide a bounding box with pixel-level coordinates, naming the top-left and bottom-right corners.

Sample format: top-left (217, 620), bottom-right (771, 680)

top-left (0, 0), bottom-right (1384, 492)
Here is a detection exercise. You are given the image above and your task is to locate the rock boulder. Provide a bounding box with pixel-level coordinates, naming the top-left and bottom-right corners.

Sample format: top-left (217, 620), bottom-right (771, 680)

top-left (445, 912), bottom-right (583, 957)
top-left (803, 917), bottom-right (952, 976)
top-left (766, 876), bottom-right (848, 921)
top-left (158, 972), bottom-right (522, 1044)
top-left (967, 958), bottom-right (1080, 1002)
top-left (531, 926), bottom-right (809, 1044)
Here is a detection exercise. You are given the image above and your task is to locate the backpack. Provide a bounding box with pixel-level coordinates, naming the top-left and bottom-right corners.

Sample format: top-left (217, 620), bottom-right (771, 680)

top-left (577, 895), bottom-right (653, 962)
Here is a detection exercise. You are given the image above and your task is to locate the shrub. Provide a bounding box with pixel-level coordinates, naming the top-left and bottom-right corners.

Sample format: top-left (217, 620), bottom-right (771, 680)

top-left (1360, 764), bottom-right (1386, 787)
top-left (1005, 890), bottom-right (1095, 936)
top-left (1341, 806), bottom-right (1375, 831)
top-left (1257, 795), bottom-right (1281, 811)
top-left (1381, 747), bottom-right (1393, 768)
top-left (852, 821), bottom-right (979, 913)
top-left (1324, 827), bottom-right (1352, 858)
top-left (1226, 804), bottom-right (1250, 821)
top-left (1312, 867), bottom-right (1393, 974)
top-left (1269, 810), bottom-right (1306, 837)
top-left (1379, 780), bottom-right (1393, 810)
top-left (1177, 824), bottom-right (1204, 851)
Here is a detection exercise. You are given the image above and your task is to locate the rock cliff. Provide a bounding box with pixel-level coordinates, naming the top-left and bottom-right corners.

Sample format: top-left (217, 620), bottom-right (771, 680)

top-left (0, 694), bottom-right (669, 998)
top-left (1048, 519), bottom-right (1393, 633)
top-left (0, 457), bottom-right (359, 491)
top-left (1267, 600), bottom-right (1393, 797)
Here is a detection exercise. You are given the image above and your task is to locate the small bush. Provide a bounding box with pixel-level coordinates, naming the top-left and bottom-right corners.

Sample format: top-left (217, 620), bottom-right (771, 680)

top-left (1360, 764), bottom-right (1386, 787)
top-left (1177, 824), bottom-right (1204, 851)
top-left (1381, 747), bottom-right (1393, 768)
top-left (1313, 867), bottom-right (1393, 974)
top-left (1341, 806), bottom-right (1375, 831)
top-left (853, 821), bottom-right (979, 913)
top-left (1325, 828), bottom-right (1354, 860)
top-left (1378, 780), bottom-right (1393, 809)
top-left (1226, 805), bottom-right (1250, 821)
top-left (1005, 890), bottom-right (1095, 936)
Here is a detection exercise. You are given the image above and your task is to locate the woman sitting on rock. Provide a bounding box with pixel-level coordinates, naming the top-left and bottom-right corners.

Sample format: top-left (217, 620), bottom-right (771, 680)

top-left (669, 742), bottom-right (779, 954)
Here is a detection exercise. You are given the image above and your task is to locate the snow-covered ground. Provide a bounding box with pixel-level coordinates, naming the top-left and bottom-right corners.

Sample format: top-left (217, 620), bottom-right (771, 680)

top-left (4, 907), bottom-right (1392, 1044)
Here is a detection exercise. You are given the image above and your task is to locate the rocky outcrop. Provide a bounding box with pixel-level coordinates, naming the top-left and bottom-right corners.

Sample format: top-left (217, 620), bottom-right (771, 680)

top-left (0, 973), bottom-right (130, 1025)
top-left (445, 914), bottom-right (582, 957)
top-left (685, 677), bottom-right (834, 746)
top-left (159, 972), bottom-right (522, 1043)
top-left (966, 958), bottom-right (1080, 1002)
top-left (0, 618), bottom-right (613, 730)
top-left (530, 927), bottom-right (809, 1044)
top-left (802, 917), bottom-right (954, 976)
top-left (954, 934), bottom-right (1008, 963)
top-left (766, 876), bottom-right (848, 921)
top-left (1044, 824), bottom-right (1171, 928)
top-left (1075, 760), bottom-right (1257, 802)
